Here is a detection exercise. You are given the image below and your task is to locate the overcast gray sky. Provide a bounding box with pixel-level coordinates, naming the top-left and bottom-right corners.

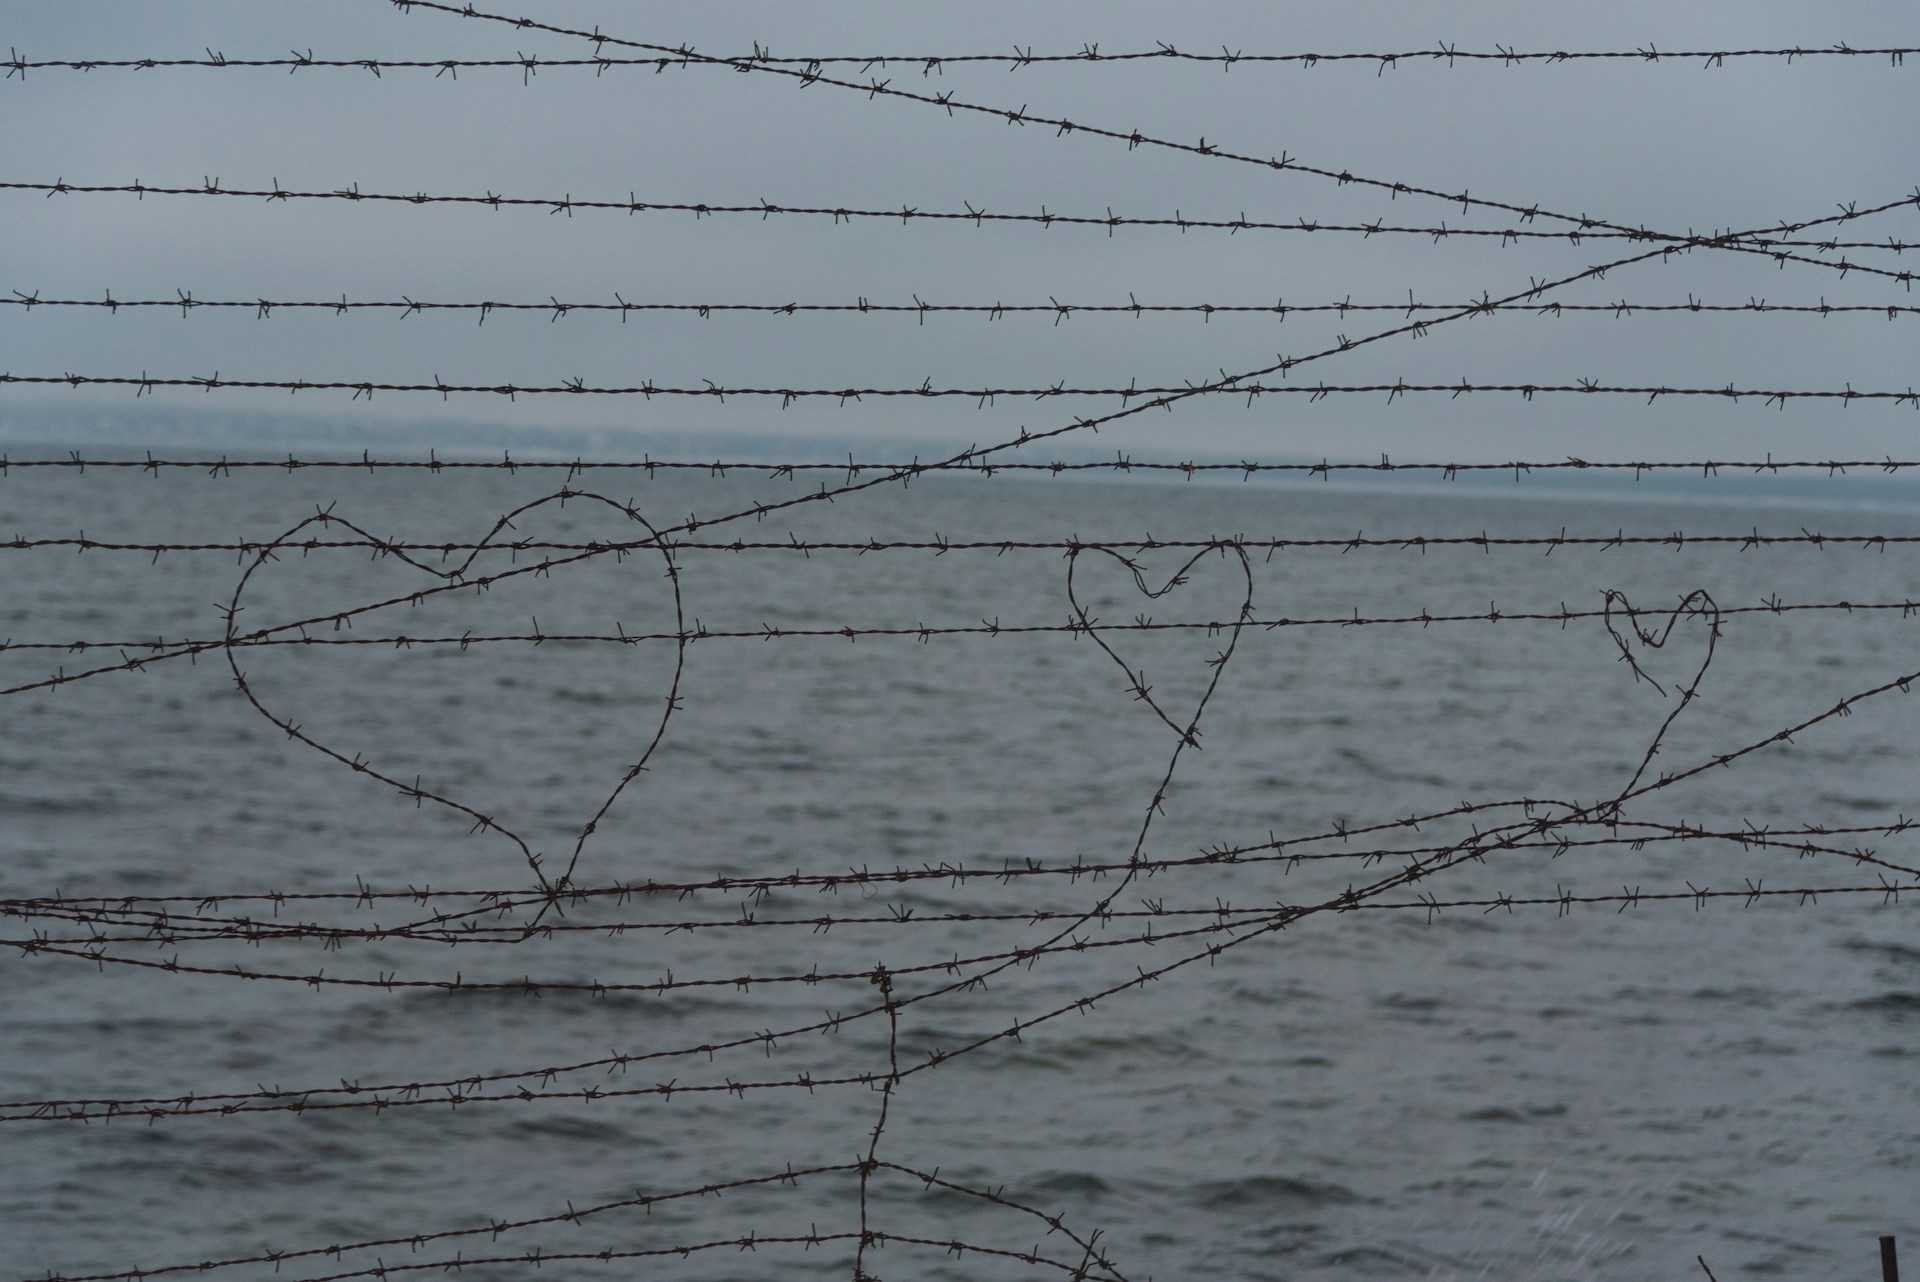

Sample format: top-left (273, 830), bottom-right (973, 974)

top-left (3, 1), bottom-right (1915, 462)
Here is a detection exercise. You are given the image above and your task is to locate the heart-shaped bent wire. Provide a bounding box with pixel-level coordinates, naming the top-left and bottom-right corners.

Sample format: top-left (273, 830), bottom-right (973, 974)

top-left (1601, 587), bottom-right (1721, 801)
top-left (221, 489), bottom-right (685, 906)
top-left (1064, 541), bottom-right (1255, 745)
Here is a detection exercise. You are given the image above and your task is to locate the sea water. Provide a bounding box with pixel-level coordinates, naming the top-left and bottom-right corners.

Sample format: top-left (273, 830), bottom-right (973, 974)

top-left (2, 441), bottom-right (1917, 1281)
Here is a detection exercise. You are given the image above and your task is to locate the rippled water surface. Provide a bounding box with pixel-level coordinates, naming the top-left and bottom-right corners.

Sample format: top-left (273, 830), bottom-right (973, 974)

top-left (2, 448), bottom-right (1917, 1281)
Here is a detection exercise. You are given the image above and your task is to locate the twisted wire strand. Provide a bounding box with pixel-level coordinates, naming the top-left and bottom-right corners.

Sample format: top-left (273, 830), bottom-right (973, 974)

top-left (6, 181), bottom-right (1915, 282)
top-left (9, 529), bottom-right (1920, 556)
top-left (391, 0), bottom-right (1920, 270)
top-left (12, 823), bottom-right (1913, 954)
top-left (9, 596), bottom-right (1920, 702)
top-left (5, 453), bottom-right (1920, 478)
top-left (12, 289), bottom-right (1916, 323)
top-left (7, 371), bottom-right (1918, 406)
top-left (8, 813), bottom-right (1911, 928)
top-left (8, 43), bottom-right (1918, 77)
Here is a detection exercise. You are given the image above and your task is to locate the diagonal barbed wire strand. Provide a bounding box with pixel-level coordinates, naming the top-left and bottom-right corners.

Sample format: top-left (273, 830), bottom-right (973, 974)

top-left (392, 0), bottom-right (1920, 276)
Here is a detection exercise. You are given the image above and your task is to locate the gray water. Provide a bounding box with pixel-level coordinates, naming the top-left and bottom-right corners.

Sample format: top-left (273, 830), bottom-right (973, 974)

top-left (2, 445), bottom-right (1917, 1281)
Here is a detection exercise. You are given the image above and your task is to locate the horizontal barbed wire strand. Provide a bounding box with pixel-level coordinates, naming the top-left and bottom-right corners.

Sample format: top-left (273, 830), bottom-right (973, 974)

top-left (9, 598), bottom-right (1920, 696)
top-left (6, 181), bottom-right (1915, 272)
top-left (0, 799), bottom-right (1699, 913)
top-left (8, 372), bottom-right (1918, 406)
top-left (19, 854), bottom-right (1906, 950)
top-left (8, 44), bottom-right (1917, 77)
top-left (10, 529), bottom-right (1920, 556)
top-left (6, 816), bottom-right (1907, 1126)
top-left (10, 289), bottom-right (1918, 323)
top-left (11, 822), bottom-right (1912, 951)
top-left (5, 453), bottom-right (1918, 477)
top-left (14, 873), bottom-right (1910, 959)
top-left (9, 812), bottom-right (1910, 922)
top-left (12, 791), bottom-right (1914, 996)
top-left (3, 878), bottom-right (1910, 1081)
top-left (10, 832), bottom-right (1913, 1106)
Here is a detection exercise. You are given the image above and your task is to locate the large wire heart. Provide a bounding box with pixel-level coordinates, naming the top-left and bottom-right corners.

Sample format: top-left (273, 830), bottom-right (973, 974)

top-left (222, 489), bottom-right (685, 903)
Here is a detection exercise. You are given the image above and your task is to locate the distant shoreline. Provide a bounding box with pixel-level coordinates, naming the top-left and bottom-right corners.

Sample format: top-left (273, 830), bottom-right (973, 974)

top-left (6, 400), bottom-right (1920, 516)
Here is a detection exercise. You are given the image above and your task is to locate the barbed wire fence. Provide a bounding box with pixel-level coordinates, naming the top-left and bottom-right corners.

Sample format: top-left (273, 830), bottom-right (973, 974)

top-left (3, 4), bottom-right (1917, 1280)
top-left (8, 41), bottom-right (1919, 77)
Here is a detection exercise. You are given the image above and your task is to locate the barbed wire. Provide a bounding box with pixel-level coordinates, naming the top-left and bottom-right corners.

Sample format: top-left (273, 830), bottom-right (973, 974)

top-left (8, 841), bottom-right (1913, 1155)
top-left (6, 792), bottom-right (1911, 1135)
top-left (2, 873), bottom-right (1909, 1122)
top-left (10, 10), bottom-right (1918, 1275)
top-left (22, 429), bottom-right (1896, 997)
top-left (8, 562), bottom-right (1915, 927)
top-left (9, 523), bottom-right (1913, 1268)
top-left (13, 871), bottom-right (1912, 959)
top-left (9, 812), bottom-right (1913, 929)
top-left (11, 447), bottom-right (1910, 1030)
top-left (6, 451), bottom-right (1920, 478)
top-left (7, 180), bottom-right (1916, 273)
top-left (0, 234), bottom-right (1872, 526)
top-left (8, 42), bottom-right (1917, 79)
top-left (16, 804), bottom-right (1913, 925)
top-left (11, 288), bottom-right (1916, 324)
top-left (9, 595), bottom-right (1920, 702)
top-left (11, 528), bottom-right (1920, 558)
top-left (391, 0), bottom-right (1920, 264)
top-left (15, 1157), bottom-right (1128, 1282)
top-left (9, 656), bottom-right (1912, 972)
top-left (11, 816), bottom-right (1914, 950)
top-left (9, 370), bottom-right (1919, 407)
